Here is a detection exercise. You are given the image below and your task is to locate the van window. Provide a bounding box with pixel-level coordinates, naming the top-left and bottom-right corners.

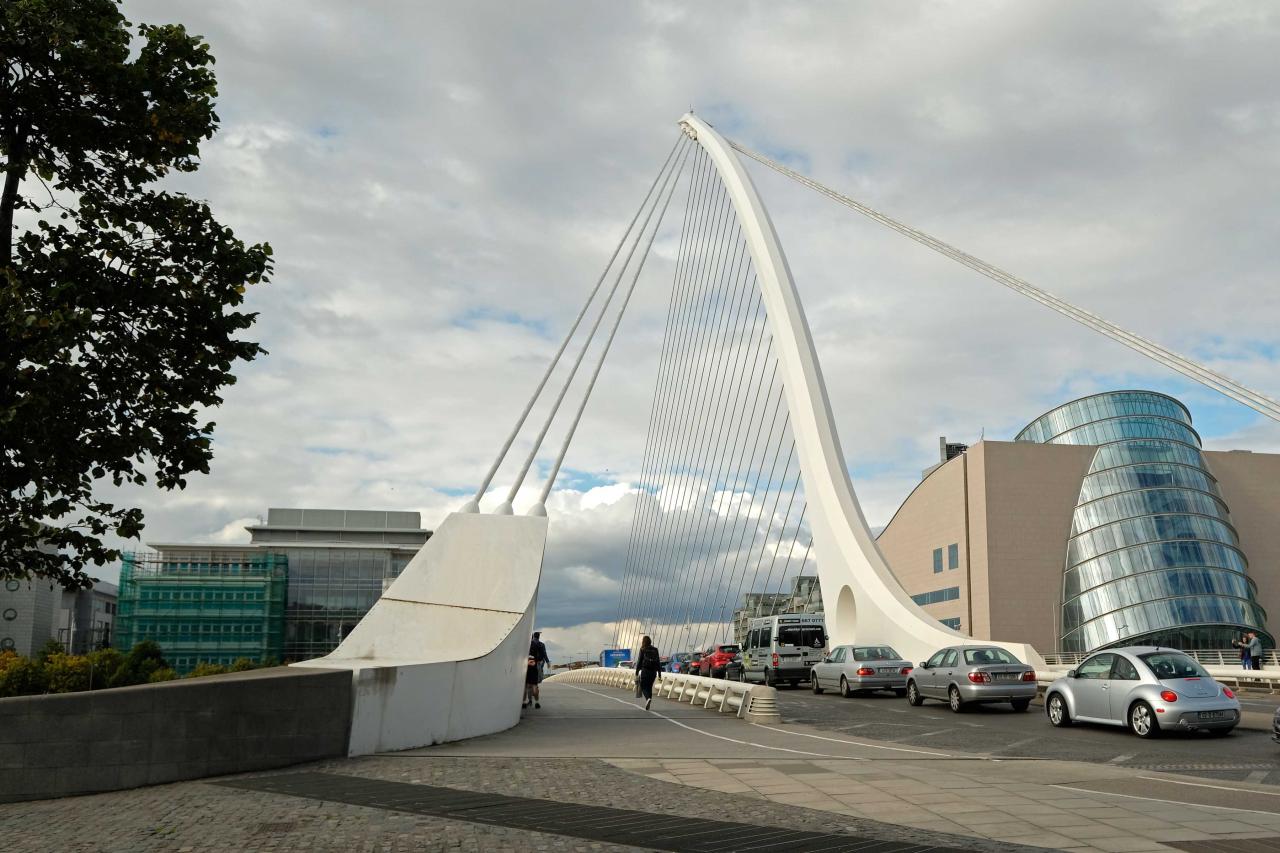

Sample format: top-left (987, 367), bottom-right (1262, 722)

top-left (777, 625), bottom-right (824, 648)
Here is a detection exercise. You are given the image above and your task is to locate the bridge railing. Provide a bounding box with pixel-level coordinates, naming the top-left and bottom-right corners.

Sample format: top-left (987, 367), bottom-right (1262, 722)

top-left (1043, 649), bottom-right (1280, 669)
top-left (1037, 652), bottom-right (1280, 694)
top-left (546, 667), bottom-right (781, 723)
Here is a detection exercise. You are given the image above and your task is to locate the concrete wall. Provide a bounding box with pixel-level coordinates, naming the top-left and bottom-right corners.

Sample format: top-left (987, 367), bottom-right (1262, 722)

top-left (0, 666), bottom-right (350, 804)
top-left (876, 453), bottom-right (970, 633)
top-left (878, 441), bottom-right (1094, 654)
top-left (1206, 449), bottom-right (1280, 638)
top-left (980, 441), bottom-right (1095, 653)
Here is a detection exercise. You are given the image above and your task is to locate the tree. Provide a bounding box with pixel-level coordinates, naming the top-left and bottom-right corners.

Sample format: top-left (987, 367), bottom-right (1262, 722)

top-left (110, 638), bottom-right (168, 686)
top-left (1, 0), bottom-right (272, 588)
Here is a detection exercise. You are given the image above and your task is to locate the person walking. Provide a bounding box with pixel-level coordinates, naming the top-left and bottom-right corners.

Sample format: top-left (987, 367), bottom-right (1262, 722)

top-left (1249, 631), bottom-right (1264, 671)
top-left (636, 635), bottom-right (662, 711)
top-left (530, 631), bottom-right (551, 680)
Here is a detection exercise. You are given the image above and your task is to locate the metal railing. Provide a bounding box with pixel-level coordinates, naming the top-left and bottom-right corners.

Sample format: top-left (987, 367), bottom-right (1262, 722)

top-left (546, 666), bottom-right (781, 723)
top-left (1042, 649), bottom-right (1280, 669)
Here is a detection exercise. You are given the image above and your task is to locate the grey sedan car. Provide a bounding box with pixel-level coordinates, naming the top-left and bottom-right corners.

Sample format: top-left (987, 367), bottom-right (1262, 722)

top-left (906, 645), bottom-right (1037, 712)
top-left (1045, 647), bottom-right (1240, 738)
top-left (811, 645), bottom-right (912, 697)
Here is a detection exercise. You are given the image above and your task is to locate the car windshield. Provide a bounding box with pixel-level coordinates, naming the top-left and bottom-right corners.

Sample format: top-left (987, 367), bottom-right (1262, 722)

top-left (963, 648), bottom-right (1019, 666)
top-left (719, 645), bottom-right (740, 654)
top-left (852, 646), bottom-right (900, 661)
top-left (1139, 652), bottom-right (1210, 680)
top-left (778, 626), bottom-right (825, 648)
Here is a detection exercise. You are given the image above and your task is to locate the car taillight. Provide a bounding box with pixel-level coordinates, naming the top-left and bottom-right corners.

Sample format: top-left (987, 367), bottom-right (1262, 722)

top-left (1159, 690), bottom-right (1178, 702)
top-left (967, 671), bottom-right (991, 684)
top-left (857, 667), bottom-right (875, 676)
top-left (1223, 687), bottom-right (1235, 699)
top-left (771, 653), bottom-right (779, 667)
top-left (900, 667), bottom-right (913, 675)
top-left (1021, 671), bottom-right (1036, 682)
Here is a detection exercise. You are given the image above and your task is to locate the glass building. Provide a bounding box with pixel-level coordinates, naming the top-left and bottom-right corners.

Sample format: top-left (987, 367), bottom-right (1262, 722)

top-left (115, 550), bottom-right (287, 673)
top-left (149, 508), bottom-right (431, 663)
top-left (1017, 390), bottom-right (1271, 652)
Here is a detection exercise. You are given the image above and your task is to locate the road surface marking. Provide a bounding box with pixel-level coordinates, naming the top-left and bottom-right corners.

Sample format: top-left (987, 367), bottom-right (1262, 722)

top-left (749, 723), bottom-right (952, 757)
top-left (1052, 784), bottom-right (1280, 816)
top-left (1107, 753), bottom-right (1135, 764)
top-left (1135, 775), bottom-right (1280, 798)
top-left (562, 684), bottom-right (861, 760)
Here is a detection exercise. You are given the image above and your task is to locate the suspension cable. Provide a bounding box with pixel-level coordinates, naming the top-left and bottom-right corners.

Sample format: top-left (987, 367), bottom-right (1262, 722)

top-left (728, 138), bottom-right (1280, 424)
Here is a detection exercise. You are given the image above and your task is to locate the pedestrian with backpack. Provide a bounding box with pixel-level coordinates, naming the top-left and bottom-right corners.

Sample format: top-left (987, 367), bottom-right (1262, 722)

top-left (636, 635), bottom-right (662, 711)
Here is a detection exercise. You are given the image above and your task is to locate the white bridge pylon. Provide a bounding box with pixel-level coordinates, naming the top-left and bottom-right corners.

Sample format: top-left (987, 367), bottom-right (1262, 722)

top-left (677, 113), bottom-right (1044, 668)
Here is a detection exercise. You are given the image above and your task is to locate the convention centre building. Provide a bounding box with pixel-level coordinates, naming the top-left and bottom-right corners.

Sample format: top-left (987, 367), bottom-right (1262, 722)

top-left (878, 390), bottom-right (1279, 655)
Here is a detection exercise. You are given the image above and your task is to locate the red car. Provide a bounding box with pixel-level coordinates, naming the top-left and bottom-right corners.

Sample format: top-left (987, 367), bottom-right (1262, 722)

top-left (698, 644), bottom-right (741, 678)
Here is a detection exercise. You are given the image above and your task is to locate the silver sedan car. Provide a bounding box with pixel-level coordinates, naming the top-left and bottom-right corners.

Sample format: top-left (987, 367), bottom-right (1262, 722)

top-left (906, 645), bottom-right (1037, 712)
top-left (811, 645), bottom-right (912, 697)
top-left (1045, 647), bottom-right (1240, 738)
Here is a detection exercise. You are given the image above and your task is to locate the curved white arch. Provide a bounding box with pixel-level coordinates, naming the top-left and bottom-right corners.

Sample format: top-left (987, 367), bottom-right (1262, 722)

top-left (679, 113), bottom-right (1044, 668)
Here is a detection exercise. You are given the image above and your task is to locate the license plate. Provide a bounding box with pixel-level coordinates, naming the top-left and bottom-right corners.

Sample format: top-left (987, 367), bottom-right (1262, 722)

top-left (878, 667), bottom-right (898, 675)
top-left (993, 673), bottom-right (1019, 682)
top-left (1198, 711), bottom-right (1228, 721)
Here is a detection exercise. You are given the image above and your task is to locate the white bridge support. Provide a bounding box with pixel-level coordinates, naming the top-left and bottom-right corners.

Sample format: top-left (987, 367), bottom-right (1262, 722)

top-left (679, 113), bottom-right (1044, 669)
top-left (293, 512), bottom-right (547, 754)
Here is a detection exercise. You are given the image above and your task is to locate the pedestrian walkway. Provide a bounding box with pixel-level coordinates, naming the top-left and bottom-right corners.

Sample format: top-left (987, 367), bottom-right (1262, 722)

top-left (431, 681), bottom-right (1280, 852)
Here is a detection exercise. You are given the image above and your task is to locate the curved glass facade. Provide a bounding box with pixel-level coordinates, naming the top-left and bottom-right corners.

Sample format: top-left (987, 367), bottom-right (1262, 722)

top-left (1017, 390), bottom-right (1270, 653)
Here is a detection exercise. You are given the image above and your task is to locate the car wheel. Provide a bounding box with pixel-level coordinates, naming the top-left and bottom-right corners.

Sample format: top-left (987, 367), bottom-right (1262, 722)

top-left (948, 685), bottom-right (967, 713)
top-left (811, 673), bottom-right (823, 694)
top-left (1011, 699), bottom-right (1031, 712)
top-left (894, 688), bottom-right (907, 698)
top-left (840, 676), bottom-right (854, 698)
top-left (907, 680), bottom-right (924, 706)
top-left (1129, 701), bottom-right (1161, 739)
top-left (1047, 693), bottom-right (1071, 727)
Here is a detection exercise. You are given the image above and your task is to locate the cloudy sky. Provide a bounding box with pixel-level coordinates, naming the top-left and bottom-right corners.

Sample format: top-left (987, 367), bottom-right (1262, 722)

top-left (101, 1), bottom-right (1280, 659)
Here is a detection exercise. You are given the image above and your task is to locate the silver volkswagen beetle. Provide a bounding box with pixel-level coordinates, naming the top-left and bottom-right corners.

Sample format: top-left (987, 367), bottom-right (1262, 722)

top-left (811, 645), bottom-right (912, 697)
top-left (906, 645), bottom-right (1037, 712)
top-left (1045, 647), bottom-right (1240, 738)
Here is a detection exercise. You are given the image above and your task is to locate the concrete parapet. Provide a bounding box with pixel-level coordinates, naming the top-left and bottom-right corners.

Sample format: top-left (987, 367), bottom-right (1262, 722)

top-left (0, 666), bottom-right (351, 803)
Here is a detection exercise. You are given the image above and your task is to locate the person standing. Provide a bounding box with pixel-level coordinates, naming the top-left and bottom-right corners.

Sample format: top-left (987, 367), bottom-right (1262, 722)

top-left (1234, 634), bottom-right (1252, 670)
top-left (1249, 631), bottom-right (1264, 671)
top-left (636, 635), bottom-right (662, 711)
top-left (523, 651), bottom-right (541, 709)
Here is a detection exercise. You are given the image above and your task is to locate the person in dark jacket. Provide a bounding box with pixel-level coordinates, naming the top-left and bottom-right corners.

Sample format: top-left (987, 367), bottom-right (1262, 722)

top-left (636, 635), bottom-right (662, 711)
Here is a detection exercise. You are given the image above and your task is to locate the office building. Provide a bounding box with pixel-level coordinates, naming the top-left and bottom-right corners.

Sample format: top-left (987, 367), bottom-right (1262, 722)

top-left (148, 508), bottom-right (431, 662)
top-left (114, 551), bottom-right (286, 673)
top-left (732, 575), bottom-right (825, 646)
top-left (877, 390), bottom-right (1278, 654)
top-left (58, 582), bottom-right (119, 654)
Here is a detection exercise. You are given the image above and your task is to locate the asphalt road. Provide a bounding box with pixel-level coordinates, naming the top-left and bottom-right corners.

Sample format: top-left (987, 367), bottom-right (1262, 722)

top-left (773, 683), bottom-right (1280, 786)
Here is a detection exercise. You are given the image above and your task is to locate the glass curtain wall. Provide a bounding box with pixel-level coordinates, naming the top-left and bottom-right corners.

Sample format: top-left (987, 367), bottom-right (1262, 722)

top-left (282, 547), bottom-right (391, 660)
top-left (1016, 390), bottom-right (1270, 652)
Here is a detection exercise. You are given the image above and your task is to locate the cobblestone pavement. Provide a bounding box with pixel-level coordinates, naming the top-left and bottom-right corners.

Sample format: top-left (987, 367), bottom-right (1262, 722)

top-left (0, 753), bottom-right (1022, 853)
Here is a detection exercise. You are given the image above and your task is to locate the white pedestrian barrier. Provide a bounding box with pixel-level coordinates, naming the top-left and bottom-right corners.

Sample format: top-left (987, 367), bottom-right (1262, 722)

top-left (548, 667), bottom-right (781, 724)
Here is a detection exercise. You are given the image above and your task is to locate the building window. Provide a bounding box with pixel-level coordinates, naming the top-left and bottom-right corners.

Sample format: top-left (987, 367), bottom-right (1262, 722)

top-left (932, 548), bottom-right (943, 574)
top-left (940, 617), bottom-right (961, 630)
top-left (948, 543), bottom-right (959, 570)
top-left (911, 587), bottom-right (960, 606)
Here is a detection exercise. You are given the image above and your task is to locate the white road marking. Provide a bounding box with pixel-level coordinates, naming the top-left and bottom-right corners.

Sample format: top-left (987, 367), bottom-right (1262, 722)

top-left (1247, 770), bottom-right (1271, 783)
top-left (1052, 784), bottom-right (1280, 816)
top-left (749, 722), bottom-right (952, 757)
top-left (899, 729), bottom-right (951, 739)
top-left (993, 736), bottom-right (1042, 753)
top-left (1107, 753), bottom-right (1135, 764)
top-left (562, 684), bottom-right (862, 760)
top-left (1135, 775), bottom-right (1280, 798)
